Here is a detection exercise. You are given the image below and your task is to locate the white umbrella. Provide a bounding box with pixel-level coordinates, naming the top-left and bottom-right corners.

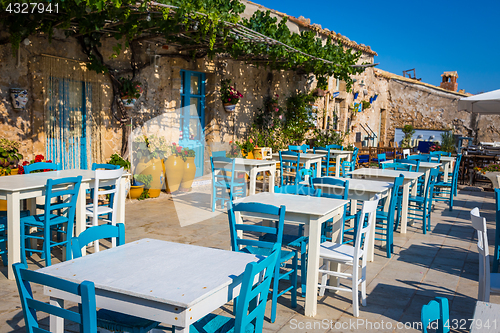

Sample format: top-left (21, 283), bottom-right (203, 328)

top-left (458, 89), bottom-right (500, 114)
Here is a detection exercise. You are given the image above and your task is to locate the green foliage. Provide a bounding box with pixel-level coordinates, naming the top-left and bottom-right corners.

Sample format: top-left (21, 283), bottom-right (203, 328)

top-left (138, 189), bottom-right (150, 200)
top-left (118, 77), bottom-right (142, 101)
top-left (361, 100), bottom-right (371, 110)
top-left (0, 138), bottom-right (23, 171)
top-left (108, 153), bottom-right (131, 170)
top-left (440, 130), bottom-right (456, 154)
top-left (236, 138), bottom-right (255, 156)
top-left (220, 78), bottom-right (243, 105)
top-left (133, 135), bottom-right (168, 160)
top-left (134, 174), bottom-right (153, 188)
top-left (182, 147), bottom-right (195, 158)
top-left (282, 92), bottom-right (317, 145)
top-left (311, 129), bottom-right (346, 148)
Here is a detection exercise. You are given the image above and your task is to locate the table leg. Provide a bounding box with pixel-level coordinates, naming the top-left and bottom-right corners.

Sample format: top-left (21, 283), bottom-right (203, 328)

top-left (113, 177), bottom-right (127, 247)
top-left (304, 215), bottom-right (321, 317)
top-left (335, 156), bottom-right (341, 177)
top-left (314, 161), bottom-right (321, 178)
top-left (270, 165), bottom-right (276, 193)
top-left (7, 192), bottom-right (21, 280)
top-left (249, 168), bottom-right (257, 196)
top-left (400, 183), bottom-right (410, 234)
top-left (443, 162), bottom-right (450, 183)
top-left (76, 184), bottom-right (88, 256)
top-left (50, 297), bottom-right (64, 333)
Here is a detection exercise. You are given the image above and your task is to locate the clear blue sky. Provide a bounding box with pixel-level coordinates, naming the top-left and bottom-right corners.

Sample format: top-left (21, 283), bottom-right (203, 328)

top-left (251, 0), bottom-right (500, 95)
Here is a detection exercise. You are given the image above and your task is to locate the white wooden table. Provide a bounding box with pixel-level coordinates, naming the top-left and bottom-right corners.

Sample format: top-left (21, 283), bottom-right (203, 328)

top-left (383, 159), bottom-right (441, 193)
top-left (470, 301), bottom-right (500, 332)
top-left (212, 158), bottom-right (277, 196)
top-left (300, 177), bottom-right (393, 261)
top-left (307, 149), bottom-right (352, 177)
top-left (272, 152), bottom-right (324, 178)
top-left (348, 168), bottom-right (424, 234)
top-left (39, 239), bottom-right (259, 333)
top-left (234, 192), bottom-right (347, 317)
top-left (426, 155), bottom-right (455, 182)
top-left (0, 169), bottom-right (127, 280)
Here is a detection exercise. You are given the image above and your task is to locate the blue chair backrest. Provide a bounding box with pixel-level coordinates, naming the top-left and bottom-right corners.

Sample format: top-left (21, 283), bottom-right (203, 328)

top-left (298, 168), bottom-right (315, 182)
top-left (377, 153), bottom-right (387, 162)
top-left (388, 175), bottom-right (405, 213)
top-left (279, 151), bottom-right (301, 186)
top-left (91, 163), bottom-right (120, 170)
top-left (228, 202), bottom-right (286, 252)
top-left (421, 297), bottom-right (450, 333)
top-left (288, 144), bottom-right (309, 152)
top-left (381, 162), bottom-right (413, 171)
top-left (71, 223), bottom-right (125, 258)
top-left (351, 148), bottom-right (359, 171)
top-left (13, 263), bottom-right (98, 333)
top-left (326, 144), bottom-right (343, 150)
top-left (341, 161), bottom-right (352, 177)
top-left (429, 151), bottom-right (451, 157)
top-left (211, 156), bottom-right (236, 184)
top-left (451, 154), bottom-right (462, 185)
top-left (274, 184), bottom-right (321, 197)
top-left (395, 159), bottom-right (420, 172)
top-left (234, 243), bottom-right (280, 333)
top-left (310, 177), bottom-right (349, 200)
top-left (212, 150), bottom-right (227, 158)
top-left (408, 154), bottom-right (431, 162)
top-left (24, 162), bottom-right (61, 174)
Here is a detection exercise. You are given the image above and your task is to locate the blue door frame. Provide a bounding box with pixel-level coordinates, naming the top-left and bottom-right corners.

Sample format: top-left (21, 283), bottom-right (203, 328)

top-left (180, 70), bottom-right (205, 177)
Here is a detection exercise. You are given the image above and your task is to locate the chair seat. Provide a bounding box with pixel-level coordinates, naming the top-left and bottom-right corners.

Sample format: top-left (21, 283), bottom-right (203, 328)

top-left (409, 195), bottom-right (424, 203)
top-left (21, 214), bottom-right (68, 227)
top-left (320, 241), bottom-right (361, 262)
top-left (86, 204), bottom-right (113, 217)
top-left (434, 181), bottom-right (451, 187)
top-left (97, 309), bottom-right (160, 332)
top-left (214, 180), bottom-right (246, 188)
top-left (376, 211), bottom-right (389, 220)
top-left (190, 313), bottom-right (254, 333)
top-left (242, 246), bottom-right (296, 262)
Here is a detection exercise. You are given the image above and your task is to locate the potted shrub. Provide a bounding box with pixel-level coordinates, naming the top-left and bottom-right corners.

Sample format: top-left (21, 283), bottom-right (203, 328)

top-left (236, 138), bottom-right (255, 159)
top-left (133, 135), bottom-right (167, 198)
top-left (119, 77), bottom-right (142, 109)
top-left (164, 142), bottom-right (185, 193)
top-left (108, 153), bottom-right (131, 171)
top-left (220, 79), bottom-right (243, 112)
top-left (180, 148), bottom-right (196, 191)
top-left (132, 174), bottom-right (152, 200)
top-left (0, 138), bottom-right (23, 175)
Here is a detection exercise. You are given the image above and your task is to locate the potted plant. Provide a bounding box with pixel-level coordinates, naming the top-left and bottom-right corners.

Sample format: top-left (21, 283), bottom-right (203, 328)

top-left (0, 138), bottom-right (23, 175)
top-left (475, 164), bottom-right (500, 188)
top-left (236, 138), bottom-right (255, 159)
top-left (220, 79), bottom-right (243, 112)
top-left (361, 100), bottom-right (371, 110)
top-left (401, 124), bottom-right (415, 148)
top-left (133, 135), bottom-right (167, 198)
top-left (180, 148), bottom-right (196, 191)
top-left (131, 174), bottom-right (152, 200)
top-left (18, 154), bottom-right (53, 174)
top-left (108, 153), bottom-right (131, 171)
top-left (164, 142), bottom-right (186, 193)
top-left (119, 77), bottom-right (142, 109)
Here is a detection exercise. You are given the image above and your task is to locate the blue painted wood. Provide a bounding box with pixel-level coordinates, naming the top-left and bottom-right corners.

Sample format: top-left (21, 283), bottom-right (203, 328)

top-left (228, 202), bottom-right (297, 323)
top-left (395, 159), bottom-right (420, 172)
top-left (210, 157), bottom-right (246, 211)
top-left (375, 175), bottom-right (404, 258)
top-left (288, 144), bottom-right (309, 152)
top-left (71, 223), bottom-right (125, 258)
top-left (381, 162), bottom-right (413, 171)
top-left (430, 151), bottom-right (451, 157)
top-left (313, 147), bottom-right (332, 176)
top-left (0, 211), bottom-right (30, 266)
top-left (13, 262), bottom-right (98, 333)
top-left (408, 154), bottom-right (432, 162)
top-left (180, 70), bottom-right (205, 178)
top-left (433, 154), bottom-right (462, 211)
top-left (326, 144), bottom-right (343, 150)
top-left (279, 151), bottom-right (301, 186)
top-left (298, 168), bottom-right (315, 182)
top-left (191, 244), bottom-right (280, 333)
top-left (20, 176), bottom-right (82, 266)
top-left (211, 151), bottom-right (226, 158)
top-left (351, 147), bottom-right (359, 171)
top-left (23, 162), bottom-right (61, 174)
top-left (421, 297), bottom-right (450, 333)
top-left (494, 188), bottom-right (500, 273)
top-left (408, 168), bottom-right (439, 234)
top-left (341, 161), bottom-right (353, 177)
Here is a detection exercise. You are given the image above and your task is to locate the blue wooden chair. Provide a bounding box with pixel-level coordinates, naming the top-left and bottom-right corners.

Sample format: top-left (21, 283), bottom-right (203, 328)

top-left (298, 168), bottom-right (315, 182)
top-left (375, 175), bottom-right (404, 258)
top-left (430, 151), bottom-right (451, 157)
top-left (341, 161), bottom-right (353, 178)
top-left (20, 176), bottom-right (82, 266)
top-left (23, 161), bottom-right (61, 174)
top-left (351, 147), bottom-right (359, 171)
top-left (373, 153), bottom-right (387, 167)
top-left (288, 144), bottom-right (309, 152)
top-left (381, 162), bottom-right (413, 171)
top-left (191, 244), bottom-right (280, 333)
top-left (421, 297), bottom-right (450, 333)
top-left (70, 223), bottom-right (173, 333)
top-left (210, 157), bottom-right (246, 212)
top-left (432, 154), bottom-right (462, 211)
top-left (493, 188), bottom-right (500, 273)
top-left (0, 210), bottom-right (31, 266)
top-left (212, 150), bottom-right (227, 157)
top-left (228, 202), bottom-right (297, 323)
top-left (407, 154), bottom-right (431, 162)
top-left (279, 151), bottom-right (302, 186)
top-left (395, 158), bottom-right (420, 172)
top-left (313, 147), bottom-right (332, 176)
top-left (13, 262), bottom-right (98, 333)
top-left (326, 144), bottom-right (343, 150)
top-left (407, 168), bottom-right (439, 234)
top-left (274, 184), bottom-right (321, 297)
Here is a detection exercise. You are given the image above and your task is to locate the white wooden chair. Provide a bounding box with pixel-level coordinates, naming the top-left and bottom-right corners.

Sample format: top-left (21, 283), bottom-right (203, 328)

top-left (470, 207), bottom-right (500, 302)
top-left (403, 149), bottom-right (411, 158)
top-left (318, 195), bottom-right (380, 317)
top-left (86, 168), bottom-right (123, 251)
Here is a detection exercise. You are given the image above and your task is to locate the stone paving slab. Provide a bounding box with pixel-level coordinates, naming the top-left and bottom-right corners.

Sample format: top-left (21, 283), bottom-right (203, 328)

top-left (1, 187), bottom-right (499, 332)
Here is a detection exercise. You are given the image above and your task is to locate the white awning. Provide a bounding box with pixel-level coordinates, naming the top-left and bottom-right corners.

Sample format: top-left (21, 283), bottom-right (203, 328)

top-left (458, 89), bottom-right (500, 114)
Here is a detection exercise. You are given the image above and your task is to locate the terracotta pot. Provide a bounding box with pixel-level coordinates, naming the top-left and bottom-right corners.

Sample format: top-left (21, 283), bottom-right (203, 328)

top-left (147, 189), bottom-right (161, 198)
top-left (164, 156), bottom-right (185, 193)
top-left (241, 150), bottom-right (254, 159)
top-left (129, 185), bottom-right (144, 199)
top-left (135, 158), bottom-right (164, 197)
top-left (180, 157), bottom-right (196, 191)
top-left (223, 103), bottom-right (236, 112)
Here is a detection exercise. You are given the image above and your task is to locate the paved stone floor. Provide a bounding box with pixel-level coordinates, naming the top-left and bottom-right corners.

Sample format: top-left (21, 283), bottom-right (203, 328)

top-left (1, 186), bottom-right (499, 333)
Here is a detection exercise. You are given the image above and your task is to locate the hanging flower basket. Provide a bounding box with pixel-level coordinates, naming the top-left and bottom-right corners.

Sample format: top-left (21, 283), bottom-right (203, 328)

top-left (10, 88), bottom-right (28, 110)
top-left (121, 97), bottom-right (137, 109)
top-left (223, 103), bottom-right (236, 112)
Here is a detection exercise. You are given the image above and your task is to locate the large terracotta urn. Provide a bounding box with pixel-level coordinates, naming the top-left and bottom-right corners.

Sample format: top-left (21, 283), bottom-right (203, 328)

top-left (180, 157), bottom-right (196, 191)
top-left (164, 156), bottom-right (185, 193)
top-left (135, 158), bottom-right (164, 198)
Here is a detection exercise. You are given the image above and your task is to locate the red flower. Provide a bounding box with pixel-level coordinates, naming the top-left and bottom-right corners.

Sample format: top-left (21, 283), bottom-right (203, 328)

top-left (184, 151), bottom-right (188, 155)
top-left (228, 98), bottom-right (231, 102)
top-left (18, 165), bottom-right (24, 174)
top-left (22, 161), bottom-right (30, 166)
top-left (249, 139), bottom-right (253, 143)
top-left (172, 143), bottom-right (176, 146)
top-left (229, 141), bottom-right (232, 144)
top-left (176, 146), bottom-right (182, 153)
top-left (46, 160), bottom-right (52, 163)
top-left (276, 94), bottom-right (279, 97)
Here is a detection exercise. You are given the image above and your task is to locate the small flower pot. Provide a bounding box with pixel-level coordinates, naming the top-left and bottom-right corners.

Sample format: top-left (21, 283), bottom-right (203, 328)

top-left (121, 97), bottom-right (137, 110)
top-left (129, 185), bottom-right (145, 199)
top-left (10, 88), bottom-right (28, 110)
top-left (223, 103), bottom-right (236, 112)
